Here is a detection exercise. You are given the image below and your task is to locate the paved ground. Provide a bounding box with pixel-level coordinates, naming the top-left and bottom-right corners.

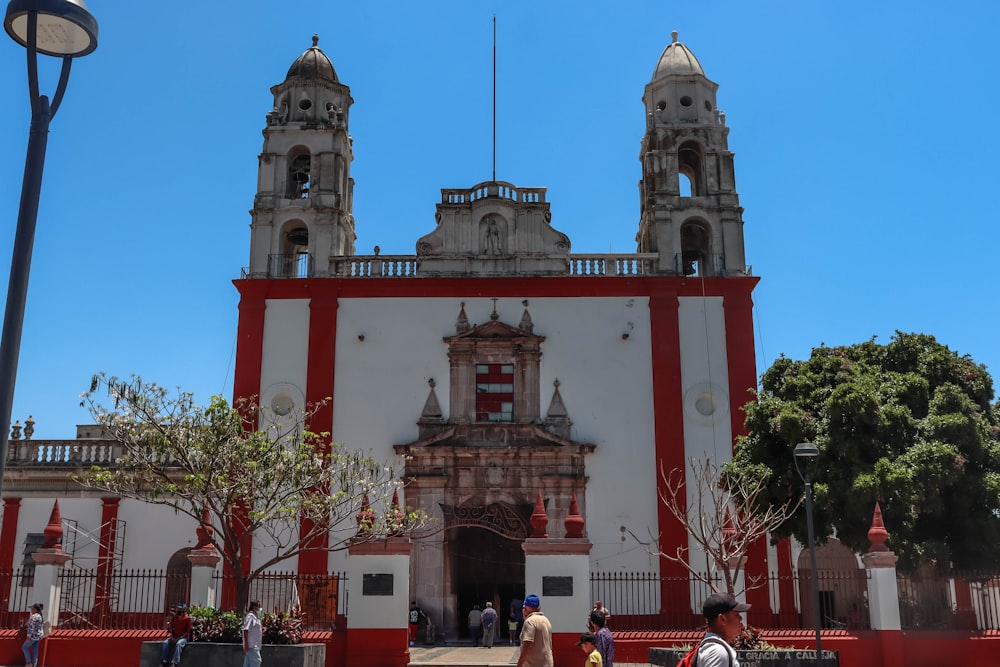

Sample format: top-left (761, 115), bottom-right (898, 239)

top-left (407, 644), bottom-right (646, 667)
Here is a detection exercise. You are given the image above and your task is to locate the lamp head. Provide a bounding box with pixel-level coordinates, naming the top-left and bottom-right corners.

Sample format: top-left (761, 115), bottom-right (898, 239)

top-left (5, 0), bottom-right (98, 57)
top-left (794, 442), bottom-right (819, 460)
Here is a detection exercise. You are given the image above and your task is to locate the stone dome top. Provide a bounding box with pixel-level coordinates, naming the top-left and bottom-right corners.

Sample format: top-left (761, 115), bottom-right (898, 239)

top-left (652, 31), bottom-right (705, 80)
top-left (285, 34), bottom-right (338, 83)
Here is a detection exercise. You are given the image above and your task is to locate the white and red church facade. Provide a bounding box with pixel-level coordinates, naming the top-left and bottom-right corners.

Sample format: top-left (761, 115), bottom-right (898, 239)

top-left (230, 30), bottom-right (768, 635)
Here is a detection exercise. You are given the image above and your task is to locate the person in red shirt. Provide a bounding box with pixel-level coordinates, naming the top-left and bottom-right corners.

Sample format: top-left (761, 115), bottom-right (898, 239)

top-left (161, 603), bottom-right (193, 667)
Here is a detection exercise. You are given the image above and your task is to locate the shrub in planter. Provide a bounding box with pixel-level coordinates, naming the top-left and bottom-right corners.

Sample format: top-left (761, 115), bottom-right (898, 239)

top-left (188, 605), bottom-right (305, 645)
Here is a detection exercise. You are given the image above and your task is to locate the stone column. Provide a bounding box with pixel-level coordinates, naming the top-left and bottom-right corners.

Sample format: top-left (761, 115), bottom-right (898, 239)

top-left (522, 492), bottom-right (592, 667)
top-left (31, 501), bottom-right (71, 629)
top-left (346, 529), bottom-right (412, 667)
top-left (187, 508), bottom-right (221, 608)
top-left (862, 502), bottom-right (904, 667)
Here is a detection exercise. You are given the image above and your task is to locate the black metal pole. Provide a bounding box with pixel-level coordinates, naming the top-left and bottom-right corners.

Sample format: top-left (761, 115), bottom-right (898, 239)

top-left (0, 92), bottom-right (51, 495)
top-left (804, 471), bottom-right (823, 662)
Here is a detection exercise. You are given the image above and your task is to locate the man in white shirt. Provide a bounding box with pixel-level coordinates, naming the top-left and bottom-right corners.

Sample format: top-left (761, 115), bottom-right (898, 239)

top-left (697, 593), bottom-right (750, 667)
top-left (242, 600), bottom-right (263, 667)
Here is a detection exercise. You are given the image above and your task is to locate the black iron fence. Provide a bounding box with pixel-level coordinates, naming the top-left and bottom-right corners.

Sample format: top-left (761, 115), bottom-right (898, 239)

top-left (0, 568), bottom-right (346, 631)
top-left (897, 570), bottom-right (1000, 631)
top-left (591, 570), bottom-right (870, 631)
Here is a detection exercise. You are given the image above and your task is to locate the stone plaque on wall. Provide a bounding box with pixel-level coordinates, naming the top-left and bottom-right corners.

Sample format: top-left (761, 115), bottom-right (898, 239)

top-left (542, 575), bottom-right (573, 596)
top-left (362, 573), bottom-right (394, 596)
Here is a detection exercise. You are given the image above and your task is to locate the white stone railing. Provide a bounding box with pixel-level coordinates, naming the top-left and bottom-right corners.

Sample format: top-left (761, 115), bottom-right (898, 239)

top-left (7, 440), bottom-right (123, 467)
top-left (568, 254), bottom-right (658, 276)
top-left (332, 255), bottom-right (419, 277)
top-left (441, 181), bottom-right (546, 204)
top-left (328, 254), bottom-right (661, 278)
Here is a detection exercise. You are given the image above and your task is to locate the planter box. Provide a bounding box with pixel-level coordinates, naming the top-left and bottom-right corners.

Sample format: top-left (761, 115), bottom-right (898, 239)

top-left (650, 647), bottom-right (838, 667)
top-left (140, 641), bottom-right (325, 667)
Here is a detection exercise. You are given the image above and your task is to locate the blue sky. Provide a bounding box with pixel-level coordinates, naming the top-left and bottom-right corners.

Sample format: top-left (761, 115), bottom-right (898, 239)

top-left (0, 1), bottom-right (997, 438)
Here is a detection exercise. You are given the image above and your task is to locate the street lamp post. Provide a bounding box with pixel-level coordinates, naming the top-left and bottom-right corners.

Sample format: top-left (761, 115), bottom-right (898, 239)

top-left (0, 0), bottom-right (98, 494)
top-left (794, 442), bottom-right (823, 663)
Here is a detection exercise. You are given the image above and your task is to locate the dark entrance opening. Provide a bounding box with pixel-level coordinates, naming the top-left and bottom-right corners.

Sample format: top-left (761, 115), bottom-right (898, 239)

top-left (448, 526), bottom-right (524, 641)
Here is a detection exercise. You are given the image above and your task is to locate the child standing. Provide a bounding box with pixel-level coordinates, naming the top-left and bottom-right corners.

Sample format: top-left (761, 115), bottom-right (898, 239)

top-left (577, 632), bottom-right (602, 667)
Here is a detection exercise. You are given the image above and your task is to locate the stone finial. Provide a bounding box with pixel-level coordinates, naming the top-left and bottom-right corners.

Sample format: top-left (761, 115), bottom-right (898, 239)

top-left (24, 416), bottom-right (34, 440)
top-left (421, 379), bottom-right (443, 420)
top-left (863, 501), bottom-right (898, 569)
top-left (546, 380), bottom-right (568, 419)
top-left (519, 308), bottom-right (534, 333)
top-left (312, 34), bottom-right (319, 47)
top-left (194, 507), bottom-right (215, 550)
top-left (867, 501), bottom-right (890, 553)
top-left (356, 494), bottom-right (375, 536)
top-left (490, 297), bottom-right (500, 321)
top-left (564, 493), bottom-right (585, 538)
top-left (529, 491), bottom-right (549, 538)
top-left (388, 488), bottom-right (404, 536)
top-left (456, 303), bottom-right (470, 333)
top-left (42, 500), bottom-right (64, 549)
top-left (10, 421), bottom-right (21, 441)
top-left (671, 30), bottom-right (679, 43)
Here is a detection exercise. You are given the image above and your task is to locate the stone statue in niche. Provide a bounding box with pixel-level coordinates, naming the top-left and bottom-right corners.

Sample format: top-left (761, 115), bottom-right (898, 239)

top-left (483, 219), bottom-right (504, 256)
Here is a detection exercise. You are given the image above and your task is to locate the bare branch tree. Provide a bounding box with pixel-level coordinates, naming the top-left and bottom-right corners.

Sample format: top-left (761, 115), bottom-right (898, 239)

top-left (659, 455), bottom-right (800, 596)
top-left (75, 373), bottom-right (426, 610)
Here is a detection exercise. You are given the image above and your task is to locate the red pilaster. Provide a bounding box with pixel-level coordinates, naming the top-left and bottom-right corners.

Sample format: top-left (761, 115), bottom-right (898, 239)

top-left (232, 282), bottom-right (267, 406)
top-left (721, 281), bottom-right (769, 615)
top-left (93, 498), bottom-right (121, 627)
top-left (299, 292), bottom-right (339, 574)
top-left (226, 282), bottom-right (268, 605)
top-left (648, 285), bottom-right (688, 618)
top-left (0, 497), bottom-right (21, 618)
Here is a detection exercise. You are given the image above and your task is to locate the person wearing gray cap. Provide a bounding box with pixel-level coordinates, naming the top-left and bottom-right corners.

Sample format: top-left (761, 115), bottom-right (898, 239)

top-left (698, 592), bottom-right (750, 667)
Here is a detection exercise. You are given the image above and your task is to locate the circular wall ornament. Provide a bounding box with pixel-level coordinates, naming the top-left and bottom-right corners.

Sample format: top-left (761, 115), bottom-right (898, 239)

top-left (683, 382), bottom-right (729, 425)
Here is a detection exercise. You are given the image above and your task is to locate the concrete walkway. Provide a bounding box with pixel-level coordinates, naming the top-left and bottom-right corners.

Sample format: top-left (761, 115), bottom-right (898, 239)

top-left (407, 644), bottom-right (646, 667)
top-left (408, 645), bottom-right (519, 666)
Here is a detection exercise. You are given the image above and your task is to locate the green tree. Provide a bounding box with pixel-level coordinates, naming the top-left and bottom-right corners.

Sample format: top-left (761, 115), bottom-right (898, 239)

top-left (76, 374), bottom-right (425, 610)
top-left (731, 332), bottom-right (1000, 571)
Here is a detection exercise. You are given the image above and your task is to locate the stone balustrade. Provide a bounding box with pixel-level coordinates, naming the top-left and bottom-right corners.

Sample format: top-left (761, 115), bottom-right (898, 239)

top-left (7, 439), bottom-right (122, 467)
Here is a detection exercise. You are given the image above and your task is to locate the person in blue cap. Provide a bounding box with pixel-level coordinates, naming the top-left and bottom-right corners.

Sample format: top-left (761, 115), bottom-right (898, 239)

top-left (161, 602), bottom-right (192, 667)
top-left (515, 594), bottom-right (552, 667)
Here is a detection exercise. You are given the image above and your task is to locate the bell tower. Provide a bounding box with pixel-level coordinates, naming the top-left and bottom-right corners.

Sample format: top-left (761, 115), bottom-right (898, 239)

top-left (636, 31), bottom-right (747, 277)
top-left (247, 35), bottom-right (355, 279)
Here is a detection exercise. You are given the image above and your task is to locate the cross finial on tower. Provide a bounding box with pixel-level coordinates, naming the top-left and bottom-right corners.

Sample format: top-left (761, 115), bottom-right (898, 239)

top-left (312, 34), bottom-right (319, 47)
top-left (490, 297), bottom-right (499, 320)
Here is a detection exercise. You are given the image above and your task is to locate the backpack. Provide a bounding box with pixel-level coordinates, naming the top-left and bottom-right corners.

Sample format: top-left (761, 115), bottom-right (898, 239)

top-left (676, 637), bottom-right (732, 667)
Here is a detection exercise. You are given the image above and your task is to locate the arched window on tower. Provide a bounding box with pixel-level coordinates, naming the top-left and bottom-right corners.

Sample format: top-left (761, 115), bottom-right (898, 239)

top-left (287, 153), bottom-right (311, 199)
top-left (678, 141), bottom-right (704, 196)
top-left (268, 223), bottom-right (312, 278)
top-left (679, 221), bottom-right (711, 276)
top-left (679, 172), bottom-right (693, 197)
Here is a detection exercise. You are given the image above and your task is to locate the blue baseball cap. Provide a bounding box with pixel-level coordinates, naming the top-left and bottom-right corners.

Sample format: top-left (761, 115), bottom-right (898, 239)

top-left (523, 594), bottom-right (540, 608)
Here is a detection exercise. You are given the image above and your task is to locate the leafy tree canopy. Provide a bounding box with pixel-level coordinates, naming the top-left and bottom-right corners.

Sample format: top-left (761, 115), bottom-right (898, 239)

top-left (76, 374), bottom-right (424, 609)
top-left (731, 332), bottom-right (1000, 571)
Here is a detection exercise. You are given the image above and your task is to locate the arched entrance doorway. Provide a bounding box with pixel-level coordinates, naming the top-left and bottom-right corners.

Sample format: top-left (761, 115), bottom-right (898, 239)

top-left (447, 525), bottom-right (524, 640)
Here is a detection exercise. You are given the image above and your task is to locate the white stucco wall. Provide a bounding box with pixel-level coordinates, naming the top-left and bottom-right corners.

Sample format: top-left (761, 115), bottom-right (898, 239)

top-left (17, 498), bottom-right (101, 565)
top-left (260, 298), bottom-right (310, 415)
top-left (330, 296), bottom-right (659, 573)
top-left (677, 296), bottom-right (734, 577)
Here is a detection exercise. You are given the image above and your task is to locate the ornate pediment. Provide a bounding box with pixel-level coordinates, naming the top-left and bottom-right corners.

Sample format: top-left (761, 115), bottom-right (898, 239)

top-left (444, 317), bottom-right (544, 344)
top-left (415, 181), bottom-right (571, 276)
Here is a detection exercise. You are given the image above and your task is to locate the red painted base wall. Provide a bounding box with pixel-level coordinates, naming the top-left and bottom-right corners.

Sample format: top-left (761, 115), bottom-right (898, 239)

top-left (0, 628), bottom-right (348, 667)
top-left (0, 628), bottom-right (995, 667)
top-left (613, 630), bottom-right (1000, 667)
